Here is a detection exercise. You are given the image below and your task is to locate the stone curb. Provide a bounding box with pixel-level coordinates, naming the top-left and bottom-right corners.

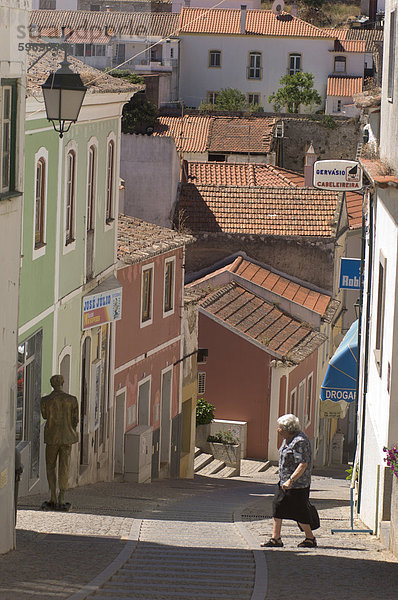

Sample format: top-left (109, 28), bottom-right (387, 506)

top-left (233, 508), bottom-right (268, 600)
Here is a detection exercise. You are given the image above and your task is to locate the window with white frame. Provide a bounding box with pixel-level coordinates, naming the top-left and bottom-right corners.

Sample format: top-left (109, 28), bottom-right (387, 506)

top-left (247, 93), bottom-right (260, 105)
top-left (141, 265), bottom-right (153, 324)
top-left (1, 81), bottom-right (17, 194)
top-left (298, 380), bottom-right (306, 423)
top-left (87, 145), bottom-right (96, 232)
top-left (209, 50), bottom-right (221, 67)
top-left (375, 255), bottom-right (386, 372)
top-left (288, 53), bottom-right (302, 75)
top-left (207, 91), bottom-right (219, 105)
top-left (198, 372), bottom-right (206, 395)
top-left (65, 150), bottom-right (76, 244)
top-left (334, 56), bottom-right (346, 73)
top-left (305, 373), bottom-right (313, 424)
top-left (290, 388), bottom-right (297, 414)
top-left (106, 138), bottom-right (115, 222)
top-left (248, 52), bottom-right (262, 79)
top-left (35, 157), bottom-right (46, 247)
top-left (164, 257), bottom-right (175, 315)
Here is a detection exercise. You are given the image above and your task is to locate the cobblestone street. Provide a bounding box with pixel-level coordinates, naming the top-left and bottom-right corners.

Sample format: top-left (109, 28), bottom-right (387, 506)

top-left (0, 465), bottom-right (397, 600)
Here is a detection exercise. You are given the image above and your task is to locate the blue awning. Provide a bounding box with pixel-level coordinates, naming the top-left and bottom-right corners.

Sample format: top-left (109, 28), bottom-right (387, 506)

top-left (320, 320), bottom-right (358, 403)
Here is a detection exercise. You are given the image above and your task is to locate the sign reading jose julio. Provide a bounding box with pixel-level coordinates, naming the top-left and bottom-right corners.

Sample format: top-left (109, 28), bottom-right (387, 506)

top-left (83, 287), bottom-right (122, 330)
top-left (313, 160), bottom-right (363, 190)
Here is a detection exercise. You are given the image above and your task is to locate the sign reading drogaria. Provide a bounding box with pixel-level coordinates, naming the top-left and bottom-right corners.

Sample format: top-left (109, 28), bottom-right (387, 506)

top-left (313, 160), bottom-right (363, 190)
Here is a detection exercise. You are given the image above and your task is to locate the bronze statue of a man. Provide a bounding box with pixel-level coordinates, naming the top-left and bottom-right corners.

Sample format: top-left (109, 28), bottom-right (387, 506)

top-left (41, 374), bottom-right (78, 509)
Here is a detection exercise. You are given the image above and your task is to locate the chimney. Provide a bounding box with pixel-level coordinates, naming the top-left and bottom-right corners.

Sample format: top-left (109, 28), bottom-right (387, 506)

top-left (304, 142), bottom-right (317, 187)
top-left (240, 5), bottom-right (247, 35)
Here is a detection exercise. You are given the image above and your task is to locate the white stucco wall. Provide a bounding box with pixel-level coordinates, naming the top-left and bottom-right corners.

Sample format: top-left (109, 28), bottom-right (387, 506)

top-left (359, 188), bottom-right (398, 531)
top-left (172, 0), bottom-right (261, 13)
top-left (179, 33), bottom-right (354, 110)
top-left (121, 134), bottom-right (181, 227)
top-left (0, 0), bottom-right (29, 554)
top-left (380, 0), bottom-right (398, 169)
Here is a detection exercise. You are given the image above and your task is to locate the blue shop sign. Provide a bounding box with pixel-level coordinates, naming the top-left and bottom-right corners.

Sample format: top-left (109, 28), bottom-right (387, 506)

top-left (339, 258), bottom-right (361, 290)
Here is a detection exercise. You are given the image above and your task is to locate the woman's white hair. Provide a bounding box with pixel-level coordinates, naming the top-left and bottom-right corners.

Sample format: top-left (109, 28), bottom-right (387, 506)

top-left (277, 414), bottom-right (301, 434)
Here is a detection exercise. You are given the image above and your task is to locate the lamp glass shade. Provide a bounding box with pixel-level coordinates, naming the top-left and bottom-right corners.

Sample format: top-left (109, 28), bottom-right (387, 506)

top-left (42, 71), bottom-right (87, 124)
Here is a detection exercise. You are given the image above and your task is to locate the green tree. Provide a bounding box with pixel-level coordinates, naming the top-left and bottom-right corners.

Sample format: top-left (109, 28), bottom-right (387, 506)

top-left (268, 72), bottom-right (322, 114)
top-left (122, 93), bottom-right (158, 134)
top-left (213, 87), bottom-right (247, 111)
top-left (199, 87), bottom-right (263, 114)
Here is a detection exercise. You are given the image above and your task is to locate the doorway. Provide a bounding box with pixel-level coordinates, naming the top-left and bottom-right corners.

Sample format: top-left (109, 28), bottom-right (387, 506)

top-left (138, 378), bottom-right (151, 426)
top-left (160, 368), bottom-right (172, 466)
top-left (114, 389), bottom-right (126, 474)
top-left (80, 337), bottom-right (91, 466)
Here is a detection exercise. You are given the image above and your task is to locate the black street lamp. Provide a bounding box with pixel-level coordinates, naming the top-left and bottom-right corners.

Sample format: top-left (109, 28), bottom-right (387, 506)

top-left (41, 51), bottom-right (87, 138)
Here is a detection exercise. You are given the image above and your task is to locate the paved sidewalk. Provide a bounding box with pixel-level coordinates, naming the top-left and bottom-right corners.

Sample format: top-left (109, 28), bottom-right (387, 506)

top-left (0, 465), bottom-right (396, 600)
top-left (242, 465), bottom-right (398, 600)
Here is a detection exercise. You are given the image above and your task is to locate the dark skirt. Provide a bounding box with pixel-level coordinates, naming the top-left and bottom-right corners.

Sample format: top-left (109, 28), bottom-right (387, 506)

top-left (272, 483), bottom-right (312, 524)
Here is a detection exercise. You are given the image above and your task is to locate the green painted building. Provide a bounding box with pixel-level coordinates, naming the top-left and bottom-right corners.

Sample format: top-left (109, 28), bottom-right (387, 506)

top-left (17, 51), bottom-right (139, 496)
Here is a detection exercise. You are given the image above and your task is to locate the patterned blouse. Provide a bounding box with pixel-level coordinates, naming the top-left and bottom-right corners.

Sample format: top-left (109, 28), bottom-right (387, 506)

top-left (278, 431), bottom-right (312, 489)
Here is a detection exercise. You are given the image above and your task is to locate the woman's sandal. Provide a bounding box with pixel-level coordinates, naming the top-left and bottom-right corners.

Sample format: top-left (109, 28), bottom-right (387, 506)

top-left (261, 537), bottom-right (284, 548)
top-left (297, 537), bottom-right (317, 548)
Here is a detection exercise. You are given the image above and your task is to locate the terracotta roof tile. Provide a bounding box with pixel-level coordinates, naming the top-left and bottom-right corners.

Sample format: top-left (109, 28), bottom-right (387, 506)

top-left (230, 257), bottom-right (331, 318)
top-left (187, 161), bottom-right (301, 187)
top-left (199, 282), bottom-right (325, 363)
top-left (27, 50), bottom-right (141, 95)
top-left (177, 184), bottom-right (339, 237)
top-left (179, 8), bottom-right (333, 38)
top-left (117, 214), bottom-right (194, 264)
top-left (154, 115), bottom-right (212, 153)
top-left (323, 27), bottom-right (383, 53)
top-left (30, 10), bottom-right (178, 41)
top-left (207, 117), bottom-right (276, 154)
top-left (346, 191), bottom-right (363, 230)
top-left (327, 76), bottom-right (363, 97)
top-left (332, 39), bottom-right (366, 53)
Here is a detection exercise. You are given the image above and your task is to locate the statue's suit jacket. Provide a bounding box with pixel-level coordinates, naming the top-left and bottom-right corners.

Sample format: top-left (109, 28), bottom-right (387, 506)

top-left (41, 391), bottom-right (79, 445)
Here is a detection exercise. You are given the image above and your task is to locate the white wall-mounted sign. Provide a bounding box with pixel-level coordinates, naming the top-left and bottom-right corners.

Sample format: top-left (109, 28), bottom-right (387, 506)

top-left (313, 160), bottom-right (363, 190)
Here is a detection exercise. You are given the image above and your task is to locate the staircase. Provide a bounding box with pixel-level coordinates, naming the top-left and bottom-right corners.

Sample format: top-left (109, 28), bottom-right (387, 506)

top-left (194, 447), bottom-right (270, 478)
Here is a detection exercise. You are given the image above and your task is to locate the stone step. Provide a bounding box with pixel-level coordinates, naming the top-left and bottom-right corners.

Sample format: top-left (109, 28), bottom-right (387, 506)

top-left (215, 465), bottom-right (237, 478)
top-left (93, 581), bottom-right (252, 598)
top-left (194, 446), bottom-right (202, 457)
top-left (194, 452), bottom-right (213, 471)
top-left (240, 459), bottom-right (271, 476)
top-left (114, 569), bottom-right (254, 582)
top-left (196, 458), bottom-right (225, 476)
top-left (125, 552), bottom-right (254, 565)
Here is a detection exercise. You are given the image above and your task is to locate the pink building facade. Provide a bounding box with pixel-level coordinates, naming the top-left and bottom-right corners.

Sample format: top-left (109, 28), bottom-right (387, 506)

top-left (114, 216), bottom-right (193, 479)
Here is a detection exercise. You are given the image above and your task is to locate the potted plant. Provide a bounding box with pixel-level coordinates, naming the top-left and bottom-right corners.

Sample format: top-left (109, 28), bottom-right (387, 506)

top-left (207, 429), bottom-right (241, 475)
top-left (195, 399), bottom-right (215, 449)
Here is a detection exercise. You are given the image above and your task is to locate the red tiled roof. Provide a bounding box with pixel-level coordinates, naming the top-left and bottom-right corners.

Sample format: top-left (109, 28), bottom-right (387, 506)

top-left (323, 27), bottom-right (383, 53)
top-left (177, 184), bottom-right (339, 237)
top-left (332, 39), bottom-right (366, 53)
top-left (208, 117), bottom-right (276, 154)
top-left (30, 10), bottom-right (179, 41)
top-left (154, 115), bottom-right (212, 153)
top-left (231, 257), bottom-right (331, 317)
top-left (327, 76), bottom-right (363, 97)
top-left (199, 281), bottom-right (325, 362)
top-left (117, 214), bottom-right (194, 264)
top-left (154, 115), bottom-right (276, 154)
top-left (345, 191), bottom-right (363, 230)
top-left (186, 161), bottom-right (301, 187)
top-left (179, 8), bottom-right (333, 38)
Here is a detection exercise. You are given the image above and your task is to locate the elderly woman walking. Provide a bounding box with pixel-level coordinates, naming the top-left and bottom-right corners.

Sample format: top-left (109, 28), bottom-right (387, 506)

top-left (262, 414), bottom-right (318, 548)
